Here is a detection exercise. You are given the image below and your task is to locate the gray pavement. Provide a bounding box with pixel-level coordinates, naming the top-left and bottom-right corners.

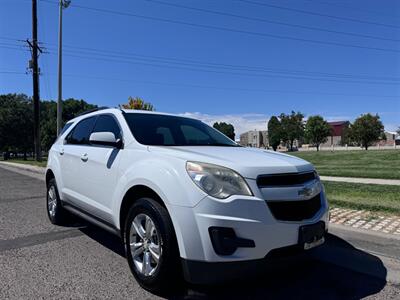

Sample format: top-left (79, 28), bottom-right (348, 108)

top-left (0, 165), bottom-right (399, 299)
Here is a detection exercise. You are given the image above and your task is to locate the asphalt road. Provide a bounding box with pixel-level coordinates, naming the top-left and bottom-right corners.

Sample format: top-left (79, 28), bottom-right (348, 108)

top-left (0, 166), bottom-right (399, 299)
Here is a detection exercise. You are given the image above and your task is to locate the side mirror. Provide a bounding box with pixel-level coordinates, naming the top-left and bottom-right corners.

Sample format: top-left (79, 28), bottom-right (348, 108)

top-left (89, 132), bottom-right (123, 149)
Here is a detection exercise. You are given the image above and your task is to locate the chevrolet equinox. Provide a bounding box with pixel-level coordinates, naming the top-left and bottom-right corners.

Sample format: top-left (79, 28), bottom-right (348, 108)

top-left (46, 108), bottom-right (329, 292)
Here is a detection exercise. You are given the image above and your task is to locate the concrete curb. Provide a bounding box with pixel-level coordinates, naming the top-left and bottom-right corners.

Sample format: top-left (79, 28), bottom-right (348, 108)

top-left (0, 161), bottom-right (45, 175)
top-left (0, 162), bottom-right (45, 181)
top-left (329, 223), bottom-right (400, 241)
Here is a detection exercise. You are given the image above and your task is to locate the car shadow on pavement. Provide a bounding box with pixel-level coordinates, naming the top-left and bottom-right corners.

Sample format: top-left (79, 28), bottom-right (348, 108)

top-left (75, 223), bottom-right (388, 300)
top-left (77, 224), bottom-right (126, 258)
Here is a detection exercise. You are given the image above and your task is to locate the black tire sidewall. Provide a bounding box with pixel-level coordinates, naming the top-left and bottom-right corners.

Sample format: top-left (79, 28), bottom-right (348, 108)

top-left (124, 198), bottom-right (181, 293)
top-left (46, 178), bottom-right (64, 225)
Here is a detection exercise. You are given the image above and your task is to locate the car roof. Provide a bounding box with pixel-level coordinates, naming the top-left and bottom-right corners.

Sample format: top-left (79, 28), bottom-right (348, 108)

top-left (67, 108), bottom-right (196, 124)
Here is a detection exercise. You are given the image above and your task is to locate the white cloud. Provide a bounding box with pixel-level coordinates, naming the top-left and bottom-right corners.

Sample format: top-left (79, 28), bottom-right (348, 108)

top-left (178, 112), bottom-right (268, 136)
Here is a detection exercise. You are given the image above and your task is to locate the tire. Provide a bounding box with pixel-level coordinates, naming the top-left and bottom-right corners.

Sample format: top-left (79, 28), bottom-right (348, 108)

top-left (46, 178), bottom-right (69, 225)
top-left (124, 197), bottom-right (181, 294)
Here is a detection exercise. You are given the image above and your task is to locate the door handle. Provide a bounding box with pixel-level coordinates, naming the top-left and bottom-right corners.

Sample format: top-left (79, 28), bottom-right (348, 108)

top-left (81, 153), bottom-right (88, 162)
top-left (59, 149), bottom-right (64, 155)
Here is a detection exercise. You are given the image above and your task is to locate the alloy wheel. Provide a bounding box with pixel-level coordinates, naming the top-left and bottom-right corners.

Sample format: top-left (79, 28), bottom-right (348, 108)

top-left (47, 185), bottom-right (57, 218)
top-left (129, 213), bottom-right (162, 277)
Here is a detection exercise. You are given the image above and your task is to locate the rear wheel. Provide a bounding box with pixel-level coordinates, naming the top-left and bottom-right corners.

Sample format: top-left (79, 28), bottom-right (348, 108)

top-left (46, 178), bottom-right (69, 225)
top-left (124, 198), bottom-right (181, 294)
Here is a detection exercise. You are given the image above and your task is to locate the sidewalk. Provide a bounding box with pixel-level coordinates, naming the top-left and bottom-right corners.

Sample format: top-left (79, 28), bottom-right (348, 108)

top-left (330, 207), bottom-right (400, 235)
top-left (320, 175), bottom-right (400, 186)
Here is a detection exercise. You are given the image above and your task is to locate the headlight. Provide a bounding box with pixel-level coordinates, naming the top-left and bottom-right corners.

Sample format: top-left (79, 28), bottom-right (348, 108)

top-left (186, 161), bottom-right (252, 199)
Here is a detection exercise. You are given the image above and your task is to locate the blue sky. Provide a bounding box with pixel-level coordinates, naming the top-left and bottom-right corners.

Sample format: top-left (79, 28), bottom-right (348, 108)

top-left (1, 0), bottom-right (399, 134)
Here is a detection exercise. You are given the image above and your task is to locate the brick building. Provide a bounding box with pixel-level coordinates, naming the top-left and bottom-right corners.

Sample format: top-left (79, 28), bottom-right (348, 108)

top-left (321, 121), bottom-right (350, 147)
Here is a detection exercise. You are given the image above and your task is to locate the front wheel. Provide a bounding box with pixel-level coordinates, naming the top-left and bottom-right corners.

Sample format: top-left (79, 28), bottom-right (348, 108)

top-left (124, 198), bottom-right (181, 294)
top-left (46, 178), bottom-right (69, 225)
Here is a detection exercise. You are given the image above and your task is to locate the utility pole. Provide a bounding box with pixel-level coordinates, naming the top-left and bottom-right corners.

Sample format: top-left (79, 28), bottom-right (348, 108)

top-left (57, 0), bottom-right (71, 135)
top-left (30, 0), bottom-right (42, 161)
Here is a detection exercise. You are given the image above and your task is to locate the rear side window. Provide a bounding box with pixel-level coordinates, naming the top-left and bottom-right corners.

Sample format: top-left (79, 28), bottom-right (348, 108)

top-left (92, 115), bottom-right (121, 140)
top-left (66, 116), bottom-right (96, 145)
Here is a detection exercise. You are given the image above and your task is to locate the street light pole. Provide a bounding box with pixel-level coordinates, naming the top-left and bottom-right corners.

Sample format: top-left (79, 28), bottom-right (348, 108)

top-left (57, 0), bottom-right (70, 135)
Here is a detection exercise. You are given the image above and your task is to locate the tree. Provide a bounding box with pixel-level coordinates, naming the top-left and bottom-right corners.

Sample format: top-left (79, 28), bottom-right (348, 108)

top-left (40, 98), bottom-right (97, 151)
top-left (397, 127), bottom-right (400, 135)
top-left (267, 116), bottom-right (282, 151)
top-left (350, 113), bottom-right (384, 150)
top-left (304, 115), bottom-right (331, 151)
top-left (0, 94), bottom-right (34, 159)
top-left (0, 94), bottom-right (98, 156)
top-left (279, 111), bottom-right (304, 151)
top-left (122, 96), bottom-right (154, 111)
top-left (213, 122), bottom-right (235, 140)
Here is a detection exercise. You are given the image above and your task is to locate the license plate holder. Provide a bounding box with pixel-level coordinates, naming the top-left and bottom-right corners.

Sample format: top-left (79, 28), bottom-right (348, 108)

top-left (298, 221), bottom-right (325, 250)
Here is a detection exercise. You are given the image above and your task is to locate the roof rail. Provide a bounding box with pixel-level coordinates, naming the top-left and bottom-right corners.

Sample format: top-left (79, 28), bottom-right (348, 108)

top-left (76, 106), bottom-right (109, 117)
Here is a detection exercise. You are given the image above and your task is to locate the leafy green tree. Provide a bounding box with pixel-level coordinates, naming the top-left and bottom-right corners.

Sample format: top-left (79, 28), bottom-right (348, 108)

top-left (267, 116), bottom-right (282, 151)
top-left (0, 94), bottom-right (34, 159)
top-left (0, 94), bottom-right (97, 155)
top-left (304, 115), bottom-right (331, 151)
top-left (122, 96), bottom-right (154, 111)
top-left (213, 122), bottom-right (235, 140)
top-left (62, 98), bottom-right (97, 122)
top-left (40, 98), bottom-right (97, 151)
top-left (350, 113), bottom-right (384, 150)
top-left (279, 111), bottom-right (304, 151)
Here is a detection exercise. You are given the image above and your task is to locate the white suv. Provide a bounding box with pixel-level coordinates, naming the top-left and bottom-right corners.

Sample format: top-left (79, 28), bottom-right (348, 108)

top-left (46, 108), bottom-right (329, 292)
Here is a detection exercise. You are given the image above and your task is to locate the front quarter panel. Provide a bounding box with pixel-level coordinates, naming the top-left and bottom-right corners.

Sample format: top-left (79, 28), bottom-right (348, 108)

top-left (46, 144), bottom-right (63, 191)
top-left (112, 148), bottom-right (207, 229)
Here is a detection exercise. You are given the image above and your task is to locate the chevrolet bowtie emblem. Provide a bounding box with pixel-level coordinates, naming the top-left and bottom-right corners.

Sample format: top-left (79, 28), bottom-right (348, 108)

top-left (298, 187), bottom-right (313, 197)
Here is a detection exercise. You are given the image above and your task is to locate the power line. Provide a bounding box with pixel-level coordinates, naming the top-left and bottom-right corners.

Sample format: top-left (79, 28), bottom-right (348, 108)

top-left (0, 71), bottom-right (27, 74)
top-left (148, 0), bottom-right (400, 43)
top-left (0, 36), bottom-right (22, 41)
top-left (2, 38), bottom-right (399, 83)
top-left (237, 0), bottom-right (400, 29)
top-left (39, 0), bottom-right (400, 53)
top-left (58, 45), bottom-right (400, 81)
top-left (301, 0), bottom-right (400, 20)
top-left (39, 44), bottom-right (400, 83)
top-left (40, 47), bottom-right (399, 85)
top-left (3, 69), bottom-right (398, 99)
top-left (16, 36), bottom-right (398, 81)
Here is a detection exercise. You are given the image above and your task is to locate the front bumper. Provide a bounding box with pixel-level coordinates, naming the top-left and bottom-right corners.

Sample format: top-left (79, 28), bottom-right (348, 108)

top-left (181, 242), bottom-right (306, 284)
top-left (170, 186), bottom-right (329, 265)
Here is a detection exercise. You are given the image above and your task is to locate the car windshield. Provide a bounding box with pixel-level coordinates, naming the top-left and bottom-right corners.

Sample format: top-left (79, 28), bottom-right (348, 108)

top-left (124, 113), bottom-right (239, 147)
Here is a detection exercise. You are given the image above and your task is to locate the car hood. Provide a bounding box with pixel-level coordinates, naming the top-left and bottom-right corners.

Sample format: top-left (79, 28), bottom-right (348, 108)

top-left (148, 146), bottom-right (314, 179)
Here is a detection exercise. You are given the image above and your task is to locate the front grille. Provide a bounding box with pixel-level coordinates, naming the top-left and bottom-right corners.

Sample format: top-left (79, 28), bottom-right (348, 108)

top-left (257, 171), bottom-right (316, 187)
top-left (266, 193), bottom-right (321, 221)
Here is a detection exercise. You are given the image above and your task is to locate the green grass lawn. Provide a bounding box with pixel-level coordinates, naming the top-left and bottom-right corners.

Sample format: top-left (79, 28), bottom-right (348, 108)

top-left (292, 150), bottom-right (400, 179)
top-left (3, 158), bottom-right (48, 168)
top-left (323, 181), bottom-right (400, 214)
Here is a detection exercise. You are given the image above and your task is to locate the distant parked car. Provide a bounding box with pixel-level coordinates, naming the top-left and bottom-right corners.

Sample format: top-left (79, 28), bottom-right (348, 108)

top-left (46, 108), bottom-right (329, 293)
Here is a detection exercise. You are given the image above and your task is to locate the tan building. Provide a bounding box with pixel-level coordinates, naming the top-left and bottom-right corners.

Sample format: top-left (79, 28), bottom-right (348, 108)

top-left (239, 130), bottom-right (268, 148)
top-left (377, 131), bottom-right (400, 146)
